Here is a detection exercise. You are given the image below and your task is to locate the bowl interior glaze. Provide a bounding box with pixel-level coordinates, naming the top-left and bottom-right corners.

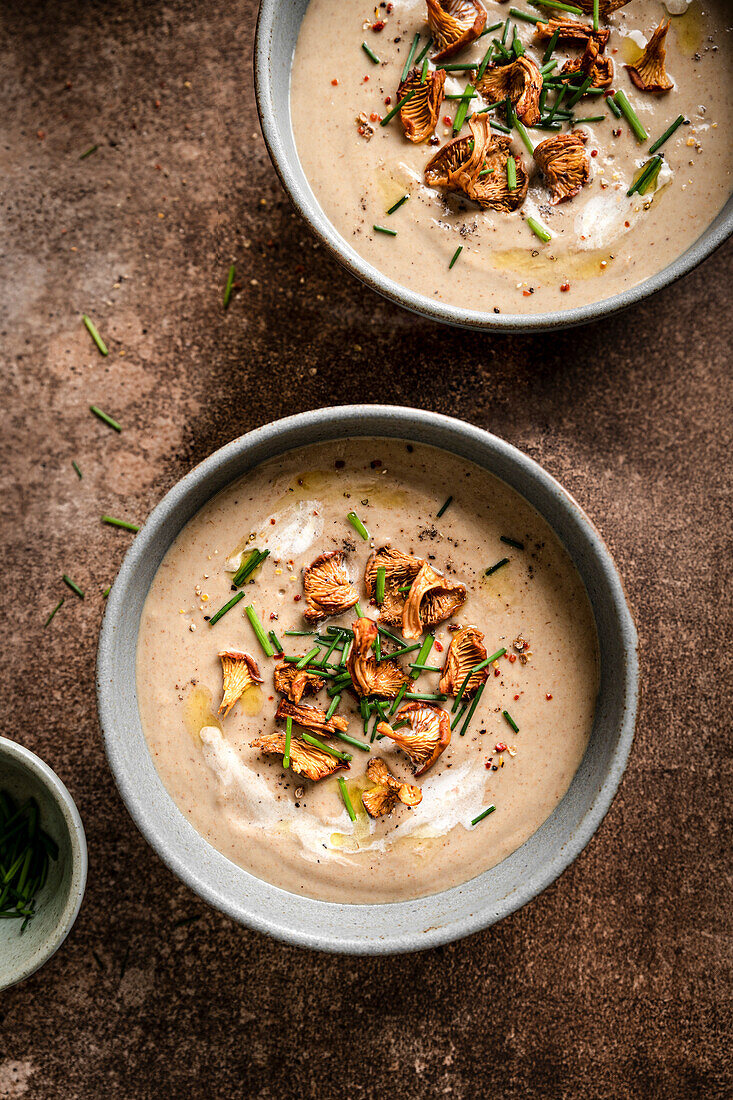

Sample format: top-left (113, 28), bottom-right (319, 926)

top-left (97, 407), bottom-right (638, 954)
top-left (254, 0), bottom-right (733, 332)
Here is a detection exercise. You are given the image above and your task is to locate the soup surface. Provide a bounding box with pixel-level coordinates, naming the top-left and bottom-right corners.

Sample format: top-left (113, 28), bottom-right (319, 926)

top-left (136, 439), bottom-right (599, 903)
top-left (290, 0), bottom-right (732, 314)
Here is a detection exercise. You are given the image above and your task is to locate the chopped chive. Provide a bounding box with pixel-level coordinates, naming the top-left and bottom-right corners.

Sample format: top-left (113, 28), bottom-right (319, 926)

top-left (509, 7), bottom-right (540, 22)
top-left (490, 119), bottom-right (512, 134)
top-left (79, 144), bottom-right (98, 159)
top-left (436, 495), bottom-right (453, 517)
top-left (386, 194), bottom-right (409, 215)
top-left (613, 89), bottom-right (648, 143)
top-left (245, 605), bottom-right (275, 657)
top-left (409, 663), bottom-right (442, 673)
top-left (451, 704), bottom-right (468, 729)
top-left (381, 87), bottom-right (417, 127)
top-left (501, 19), bottom-right (511, 46)
top-left (507, 155), bottom-right (517, 191)
top-left (401, 32), bottom-right (421, 82)
top-left (411, 634), bottom-right (434, 678)
top-left (529, 0), bottom-right (582, 13)
top-left (527, 217), bottom-right (552, 243)
top-left (448, 246), bottom-right (463, 270)
top-left (355, 602), bottom-right (365, 619)
top-left (512, 31), bottom-right (525, 58)
top-left (546, 86), bottom-right (567, 123)
top-left (298, 735), bottom-right (349, 762)
top-left (477, 43), bottom-right (495, 81)
top-left (333, 730), bottom-right (370, 754)
top-left (421, 57), bottom-right (429, 83)
top-left (347, 511), bottom-right (370, 540)
top-left (82, 314), bottom-right (108, 356)
top-left (500, 535), bottom-right (524, 550)
top-left (637, 157), bottom-right (662, 195)
top-left (485, 557), bottom-right (510, 576)
top-left (573, 115), bottom-right (606, 124)
top-left (503, 709), bottom-right (520, 733)
top-left (361, 41), bottom-right (381, 65)
top-left (295, 646), bottom-right (319, 670)
top-left (649, 114), bottom-right (685, 155)
top-left (592, 0), bottom-right (599, 32)
top-left (471, 804), bottom-right (496, 827)
top-left (102, 586), bottom-right (111, 598)
top-left (285, 629), bottom-right (316, 636)
top-left (325, 695), bottom-right (340, 720)
top-left (101, 515), bottom-right (139, 532)
top-left (337, 777), bottom-right (357, 821)
top-left (89, 405), bottom-right (121, 432)
top-left (71, 460), bottom-right (82, 479)
top-left (375, 565), bottom-right (386, 605)
top-left (514, 119), bottom-right (534, 154)
top-left (283, 715), bottom-right (293, 769)
top-left (223, 264), bottom-right (236, 308)
top-left (62, 575), bottom-right (84, 599)
top-left (328, 676), bottom-right (353, 697)
top-left (404, 692), bottom-right (447, 702)
top-left (439, 63), bottom-right (479, 71)
top-left (566, 72), bottom-right (593, 109)
top-left (452, 648), bottom-right (506, 712)
top-left (542, 27), bottom-right (560, 66)
top-left (414, 37), bottom-right (433, 65)
top-left (233, 548), bottom-right (269, 587)
top-left (453, 83), bottom-right (475, 134)
top-left (377, 625), bottom-right (403, 645)
top-left (606, 93), bottom-right (622, 118)
top-left (268, 630), bottom-right (283, 654)
top-left (208, 590), bottom-right (245, 626)
top-left (390, 681), bottom-right (408, 715)
top-left (44, 598), bottom-right (64, 627)
top-left (627, 156), bottom-right (662, 197)
top-left (383, 644), bottom-right (421, 660)
top-left (373, 225), bottom-right (397, 236)
top-left (458, 682), bottom-right (485, 737)
top-left (539, 59), bottom-right (557, 77)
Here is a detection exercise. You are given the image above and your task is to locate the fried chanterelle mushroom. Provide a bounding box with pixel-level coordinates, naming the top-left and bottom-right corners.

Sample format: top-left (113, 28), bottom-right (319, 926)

top-left (402, 562), bottom-right (467, 639)
top-left (347, 617), bottom-right (410, 698)
top-left (427, 0), bottom-right (487, 63)
top-left (397, 67), bottom-right (447, 143)
top-left (533, 17), bottom-right (609, 49)
top-left (251, 732), bottom-right (348, 782)
top-left (273, 662), bottom-right (326, 704)
top-left (561, 37), bottom-right (614, 89)
top-left (625, 21), bottom-right (674, 93)
top-left (473, 57), bottom-right (543, 126)
top-left (438, 626), bottom-right (488, 698)
top-left (364, 546), bottom-right (423, 626)
top-left (361, 758), bottom-right (423, 818)
top-left (378, 702), bottom-right (451, 776)
top-left (533, 131), bottom-right (590, 205)
top-left (275, 698), bottom-right (348, 735)
top-left (218, 650), bottom-right (263, 716)
top-left (302, 551), bottom-right (359, 623)
top-left (424, 114), bottom-right (528, 212)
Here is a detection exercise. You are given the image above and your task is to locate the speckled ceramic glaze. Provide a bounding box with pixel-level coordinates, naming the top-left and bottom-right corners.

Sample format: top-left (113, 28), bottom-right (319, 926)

top-left (97, 407), bottom-right (638, 954)
top-left (253, 0), bottom-right (733, 332)
top-left (0, 738), bottom-right (87, 991)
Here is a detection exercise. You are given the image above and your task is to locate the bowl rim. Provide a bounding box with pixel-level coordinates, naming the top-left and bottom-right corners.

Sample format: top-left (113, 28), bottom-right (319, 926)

top-left (0, 737), bottom-right (88, 990)
top-left (97, 405), bottom-right (639, 954)
top-left (253, 0), bottom-right (733, 332)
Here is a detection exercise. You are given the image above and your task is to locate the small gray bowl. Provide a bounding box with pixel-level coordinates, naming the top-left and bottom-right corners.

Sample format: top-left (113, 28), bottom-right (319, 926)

top-left (0, 738), bottom-right (87, 990)
top-left (254, 0), bottom-right (733, 332)
top-left (97, 406), bottom-right (638, 954)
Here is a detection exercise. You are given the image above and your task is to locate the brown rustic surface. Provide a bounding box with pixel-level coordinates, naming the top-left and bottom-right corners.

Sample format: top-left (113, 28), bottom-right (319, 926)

top-left (1, 1), bottom-right (731, 1097)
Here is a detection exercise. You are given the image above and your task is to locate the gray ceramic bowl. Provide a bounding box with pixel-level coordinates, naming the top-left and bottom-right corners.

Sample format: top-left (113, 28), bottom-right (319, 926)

top-left (0, 738), bottom-right (87, 990)
top-left (254, 0), bottom-right (733, 331)
top-left (97, 406), bottom-right (638, 953)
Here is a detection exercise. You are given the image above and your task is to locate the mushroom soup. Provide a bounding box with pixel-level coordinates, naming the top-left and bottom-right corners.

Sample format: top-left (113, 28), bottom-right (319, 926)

top-left (136, 439), bottom-right (599, 904)
top-left (290, 0), bottom-right (732, 313)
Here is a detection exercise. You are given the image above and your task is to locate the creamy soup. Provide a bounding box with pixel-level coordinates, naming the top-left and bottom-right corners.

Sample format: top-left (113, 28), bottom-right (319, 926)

top-left (136, 440), bottom-right (599, 903)
top-left (290, 0), bottom-right (732, 314)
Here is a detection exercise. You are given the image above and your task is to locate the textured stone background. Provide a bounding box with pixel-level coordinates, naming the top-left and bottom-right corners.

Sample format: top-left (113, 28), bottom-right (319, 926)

top-left (1, 1), bottom-right (731, 1097)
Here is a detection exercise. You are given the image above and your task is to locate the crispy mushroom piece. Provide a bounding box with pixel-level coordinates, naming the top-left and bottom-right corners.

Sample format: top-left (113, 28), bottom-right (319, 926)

top-left (361, 758), bottom-right (423, 818)
top-left (397, 67), bottom-right (447, 143)
top-left (218, 650), bottom-right (263, 716)
top-left (438, 626), bottom-right (488, 698)
top-left (275, 698), bottom-right (348, 735)
top-left (533, 130), bottom-right (590, 205)
top-left (364, 546), bottom-right (424, 626)
top-left (402, 562), bottom-right (467, 640)
top-left (468, 132), bottom-right (529, 212)
top-left (625, 21), bottom-right (674, 93)
top-left (347, 617), bottom-right (410, 698)
top-left (424, 115), bottom-right (528, 211)
top-left (427, 0), bottom-right (487, 63)
top-left (533, 18), bottom-right (609, 49)
top-left (574, 0), bottom-right (631, 18)
top-left (302, 551), bottom-right (359, 623)
top-left (378, 702), bottom-right (451, 776)
top-left (251, 732), bottom-right (348, 782)
top-left (473, 57), bottom-right (543, 126)
top-left (273, 662), bottom-right (326, 704)
top-left (561, 37), bottom-right (614, 89)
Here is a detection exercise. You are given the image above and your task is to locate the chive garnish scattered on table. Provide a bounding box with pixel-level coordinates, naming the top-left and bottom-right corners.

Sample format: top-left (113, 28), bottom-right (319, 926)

top-left (459, 682), bottom-right (485, 737)
top-left (347, 511), bottom-right (370, 540)
top-left (471, 804), bottom-right (496, 827)
top-left (44, 598), bottom-right (64, 627)
top-left (223, 264), bottom-right (236, 309)
top-left (436, 495), bottom-right (453, 518)
top-left (613, 89), bottom-right (648, 143)
top-left (500, 535), bottom-right (524, 550)
top-left (245, 605), bottom-right (275, 657)
top-left (362, 41), bottom-right (381, 65)
top-left (102, 515), bottom-right (139, 532)
top-left (79, 144), bottom-right (98, 159)
top-left (503, 709), bottom-right (520, 733)
top-left (386, 194), bottom-right (409, 215)
top-left (82, 314), bottom-right (108, 356)
top-left (527, 217), bottom-right (552, 243)
top-left (375, 565), bottom-right (386, 605)
top-left (89, 405), bottom-right (121, 432)
top-left (0, 793), bottom-right (59, 933)
top-left (62, 575), bottom-right (84, 599)
top-left (449, 246), bottom-right (463, 270)
top-left (485, 557), bottom-right (510, 577)
top-left (507, 155), bottom-right (517, 191)
top-left (283, 715), bottom-right (293, 769)
top-left (71, 460), bottom-right (82, 479)
top-left (302, 733), bottom-right (351, 762)
top-left (208, 590), bottom-right (245, 626)
top-left (401, 31), bottom-right (421, 82)
top-left (627, 156), bottom-right (662, 197)
top-left (649, 114), bottom-right (685, 155)
top-left (337, 777), bottom-right (357, 821)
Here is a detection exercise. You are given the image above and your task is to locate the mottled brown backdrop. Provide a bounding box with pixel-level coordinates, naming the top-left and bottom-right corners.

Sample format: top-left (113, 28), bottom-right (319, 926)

top-left (1, 1), bottom-right (731, 1097)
